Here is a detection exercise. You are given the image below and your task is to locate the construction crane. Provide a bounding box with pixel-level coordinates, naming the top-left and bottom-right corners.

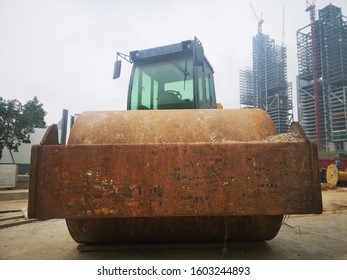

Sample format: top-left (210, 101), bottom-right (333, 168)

top-left (250, 3), bottom-right (264, 34)
top-left (306, 0), bottom-right (322, 150)
top-left (282, 6), bottom-right (286, 47)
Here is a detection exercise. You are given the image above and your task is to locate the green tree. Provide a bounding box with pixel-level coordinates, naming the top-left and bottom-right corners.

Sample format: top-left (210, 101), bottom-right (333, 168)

top-left (0, 96), bottom-right (46, 162)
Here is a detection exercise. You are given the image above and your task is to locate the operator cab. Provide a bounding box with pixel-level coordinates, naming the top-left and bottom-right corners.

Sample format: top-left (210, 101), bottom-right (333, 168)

top-left (114, 37), bottom-right (217, 110)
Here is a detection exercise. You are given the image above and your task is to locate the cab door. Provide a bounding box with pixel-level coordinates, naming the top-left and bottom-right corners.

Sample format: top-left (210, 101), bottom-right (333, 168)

top-left (196, 61), bottom-right (216, 109)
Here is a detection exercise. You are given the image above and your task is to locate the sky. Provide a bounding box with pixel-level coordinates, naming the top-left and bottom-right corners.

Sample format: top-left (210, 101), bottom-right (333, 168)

top-left (1, 0), bottom-right (347, 125)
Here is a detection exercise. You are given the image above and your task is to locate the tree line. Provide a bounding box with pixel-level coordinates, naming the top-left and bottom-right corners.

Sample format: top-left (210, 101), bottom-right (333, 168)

top-left (0, 96), bottom-right (46, 162)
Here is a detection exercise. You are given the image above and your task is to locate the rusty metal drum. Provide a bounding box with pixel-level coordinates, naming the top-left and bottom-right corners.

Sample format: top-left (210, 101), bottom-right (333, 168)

top-left (65, 109), bottom-right (283, 244)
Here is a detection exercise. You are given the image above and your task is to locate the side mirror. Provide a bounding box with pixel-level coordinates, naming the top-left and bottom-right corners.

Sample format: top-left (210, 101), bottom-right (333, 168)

top-left (113, 60), bottom-right (122, 79)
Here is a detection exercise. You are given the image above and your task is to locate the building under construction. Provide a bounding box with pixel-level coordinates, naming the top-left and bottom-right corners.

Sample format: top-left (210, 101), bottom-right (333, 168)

top-left (240, 32), bottom-right (293, 133)
top-left (297, 4), bottom-right (347, 152)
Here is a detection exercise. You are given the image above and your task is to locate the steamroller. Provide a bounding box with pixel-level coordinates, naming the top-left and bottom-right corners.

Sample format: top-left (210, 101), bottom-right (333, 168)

top-left (28, 38), bottom-right (322, 244)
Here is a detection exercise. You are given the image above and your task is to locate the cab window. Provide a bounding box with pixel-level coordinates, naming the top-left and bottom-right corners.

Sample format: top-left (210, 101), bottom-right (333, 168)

top-left (130, 57), bottom-right (195, 110)
top-left (197, 62), bottom-right (216, 109)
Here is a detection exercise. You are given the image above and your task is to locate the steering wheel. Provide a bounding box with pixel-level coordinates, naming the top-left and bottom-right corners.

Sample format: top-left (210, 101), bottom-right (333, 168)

top-left (162, 90), bottom-right (182, 100)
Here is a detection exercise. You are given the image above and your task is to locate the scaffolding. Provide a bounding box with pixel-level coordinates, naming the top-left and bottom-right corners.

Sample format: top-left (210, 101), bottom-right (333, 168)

top-left (297, 4), bottom-right (347, 152)
top-left (240, 33), bottom-right (293, 133)
top-left (239, 67), bottom-right (255, 107)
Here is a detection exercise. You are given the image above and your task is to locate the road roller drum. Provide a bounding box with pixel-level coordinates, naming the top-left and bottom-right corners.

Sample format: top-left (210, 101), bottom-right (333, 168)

top-left (65, 109), bottom-right (281, 243)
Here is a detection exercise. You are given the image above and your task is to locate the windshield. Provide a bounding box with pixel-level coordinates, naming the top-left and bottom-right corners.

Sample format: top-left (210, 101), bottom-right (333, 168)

top-left (129, 57), bottom-right (195, 110)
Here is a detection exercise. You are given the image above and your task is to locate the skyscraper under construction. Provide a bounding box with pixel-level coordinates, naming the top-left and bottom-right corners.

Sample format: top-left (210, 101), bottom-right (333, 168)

top-left (297, 4), bottom-right (347, 152)
top-left (240, 27), bottom-right (293, 133)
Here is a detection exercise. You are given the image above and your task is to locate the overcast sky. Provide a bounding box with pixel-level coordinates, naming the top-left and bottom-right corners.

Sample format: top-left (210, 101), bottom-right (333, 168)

top-left (1, 0), bottom-right (347, 125)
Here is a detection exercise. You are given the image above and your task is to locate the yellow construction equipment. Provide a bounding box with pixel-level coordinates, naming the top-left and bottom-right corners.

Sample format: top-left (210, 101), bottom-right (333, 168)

top-left (28, 38), bottom-right (322, 244)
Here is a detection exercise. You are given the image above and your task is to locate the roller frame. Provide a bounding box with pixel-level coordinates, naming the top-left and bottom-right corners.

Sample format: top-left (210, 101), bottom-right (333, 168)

top-left (28, 122), bottom-right (322, 220)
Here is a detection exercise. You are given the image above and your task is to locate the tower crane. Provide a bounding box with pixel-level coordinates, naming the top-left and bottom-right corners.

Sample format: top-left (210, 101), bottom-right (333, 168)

top-left (250, 3), bottom-right (264, 34)
top-left (282, 6), bottom-right (286, 47)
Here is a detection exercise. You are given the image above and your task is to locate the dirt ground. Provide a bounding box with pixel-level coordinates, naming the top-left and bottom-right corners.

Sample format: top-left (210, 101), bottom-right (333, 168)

top-left (0, 189), bottom-right (346, 260)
